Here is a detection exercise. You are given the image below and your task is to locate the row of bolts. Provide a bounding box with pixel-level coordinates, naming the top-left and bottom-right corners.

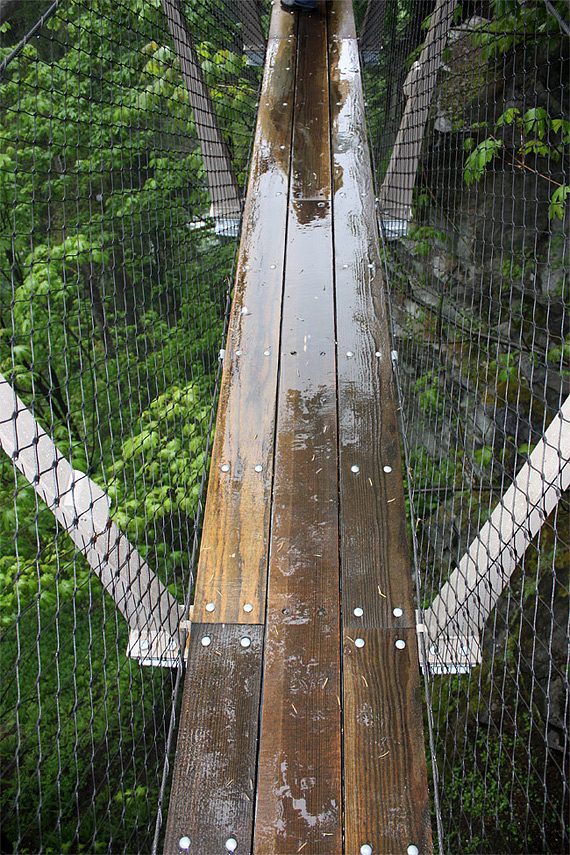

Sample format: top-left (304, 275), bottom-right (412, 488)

top-left (210, 461), bottom-right (406, 650)
top-left (184, 290), bottom-right (409, 848)
top-left (178, 837), bottom-right (421, 854)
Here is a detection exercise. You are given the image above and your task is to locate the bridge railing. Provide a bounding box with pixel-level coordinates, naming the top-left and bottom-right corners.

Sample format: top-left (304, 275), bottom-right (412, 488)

top-left (0, 1), bottom-right (266, 851)
top-left (358, 0), bottom-right (569, 852)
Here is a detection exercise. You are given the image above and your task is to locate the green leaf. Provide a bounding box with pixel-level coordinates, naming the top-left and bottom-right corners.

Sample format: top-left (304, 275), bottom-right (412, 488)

top-left (464, 138), bottom-right (503, 186)
top-left (522, 107), bottom-right (548, 139)
top-left (548, 184), bottom-right (570, 221)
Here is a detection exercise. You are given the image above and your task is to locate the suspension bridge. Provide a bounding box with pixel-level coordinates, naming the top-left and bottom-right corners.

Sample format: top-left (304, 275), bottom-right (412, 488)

top-left (0, 0), bottom-right (568, 853)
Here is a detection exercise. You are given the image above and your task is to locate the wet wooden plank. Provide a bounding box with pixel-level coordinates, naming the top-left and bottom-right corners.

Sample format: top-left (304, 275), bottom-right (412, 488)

top-left (291, 8), bottom-right (330, 200)
top-left (253, 201), bottom-right (341, 853)
top-left (163, 624), bottom-right (263, 855)
top-left (328, 24), bottom-right (416, 630)
top-left (328, 0), bottom-right (357, 39)
top-left (343, 628), bottom-right (432, 855)
top-left (253, 179), bottom-right (342, 855)
top-left (192, 8), bottom-right (296, 625)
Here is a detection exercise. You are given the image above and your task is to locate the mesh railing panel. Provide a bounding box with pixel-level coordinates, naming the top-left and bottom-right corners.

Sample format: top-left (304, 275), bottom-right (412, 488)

top-left (359, 1), bottom-right (569, 853)
top-left (0, 1), bottom-right (264, 851)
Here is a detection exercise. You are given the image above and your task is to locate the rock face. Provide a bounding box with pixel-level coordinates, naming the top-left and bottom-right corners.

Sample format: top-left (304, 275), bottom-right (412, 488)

top-left (382, 15), bottom-right (569, 833)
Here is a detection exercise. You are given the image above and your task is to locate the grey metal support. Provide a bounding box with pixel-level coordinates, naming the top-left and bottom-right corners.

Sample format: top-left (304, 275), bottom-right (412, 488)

top-left (161, 0), bottom-right (242, 236)
top-left (377, 0), bottom-right (457, 236)
top-left (238, 0), bottom-right (265, 67)
top-left (359, 0), bottom-right (386, 66)
top-left (420, 396), bottom-right (570, 673)
top-left (0, 374), bottom-right (184, 666)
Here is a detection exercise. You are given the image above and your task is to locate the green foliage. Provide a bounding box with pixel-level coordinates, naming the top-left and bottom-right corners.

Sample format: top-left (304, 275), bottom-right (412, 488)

top-left (0, 0), bottom-right (258, 849)
top-left (549, 184), bottom-right (570, 221)
top-left (463, 137), bottom-right (503, 185)
top-left (473, 445), bottom-right (493, 468)
top-left (471, 0), bottom-right (569, 60)
top-left (463, 107), bottom-right (569, 220)
top-left (414, 370), bottom-right (444, 415)
top-left (407, 225), bottom-right (449, 256)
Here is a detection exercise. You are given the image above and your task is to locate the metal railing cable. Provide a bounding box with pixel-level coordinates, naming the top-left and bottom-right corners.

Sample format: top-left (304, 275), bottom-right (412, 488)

top-left (358, 0), bottom-right (569, 852)
top-left (0, 1), bottom-right (266, 851)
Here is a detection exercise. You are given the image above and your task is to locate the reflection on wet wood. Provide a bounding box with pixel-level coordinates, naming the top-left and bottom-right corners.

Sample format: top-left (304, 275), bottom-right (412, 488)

top-left (253, 200), bottom-right (341, 850)
top-left (192, 12), bottom-right (296, 625)
top-left (253, 14), bottom-right (342, 839)
top-left (163, 624), bottom-right (263, 855)
top-left (169, 2), bottom-right (432, 852)
top-left (343, 629), bottom-right (433, 855)
top-left (291, 10), bottom-right (330, 200)
top-left (329, 29), bottom-right (416, 631)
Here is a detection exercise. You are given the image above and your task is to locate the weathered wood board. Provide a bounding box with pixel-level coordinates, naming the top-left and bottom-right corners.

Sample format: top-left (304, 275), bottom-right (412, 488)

top-left (253, 8), bottom-right (342, 851)
top-left (163, 624), bottom-right (263, 854)
top-left (192, 10), bottom-right (296, 625)
top-left (343, 628), bottom-right (433, 854)
top-left (329, 28), bottom-right (416, 631)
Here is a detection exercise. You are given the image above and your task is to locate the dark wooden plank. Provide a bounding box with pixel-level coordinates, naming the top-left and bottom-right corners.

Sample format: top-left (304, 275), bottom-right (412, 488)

top-left (328, 26), bottom-right (416, 630)
top-left (328, 0), bottom-right (357, 39)
top-left (164, 624), bottom-right (263, 855)
top-left (291, 8), bottom-right (330, 200)
top-left (192, 8), bottom-right (296, 625)
top-left (253, 200), bottom-right (341, 854)
top-left (253, 33), bottom-right (342, 835)
top-left (343, 628), bottom-right (433, 855)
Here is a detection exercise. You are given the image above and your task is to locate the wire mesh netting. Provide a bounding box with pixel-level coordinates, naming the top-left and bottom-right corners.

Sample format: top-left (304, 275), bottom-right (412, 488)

top-left (0, 1), bottom-right (266, 851)
top-left (357, 0), bottom-right (568, 852)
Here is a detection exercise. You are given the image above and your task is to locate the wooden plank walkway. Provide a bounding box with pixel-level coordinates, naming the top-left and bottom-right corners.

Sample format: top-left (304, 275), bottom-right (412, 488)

top-left (164, 2), bottom-right (432, 853)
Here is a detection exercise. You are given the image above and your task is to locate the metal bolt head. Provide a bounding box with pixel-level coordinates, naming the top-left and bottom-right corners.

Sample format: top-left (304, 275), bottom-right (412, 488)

top-left (351, 464), bottom-right (360, 474)
top-left (254, 464), bottom-right (263, 472)
top-left (243, 603), bottom-right (253, 613)
top-left (201, 636), bottom-right (211, 647)
top-left (221, 463), bottom-right (230, 473)
top-left (240, 637), bottom-right (251, 649)
top-left (179, 836), bottom-right (191, 851)
top-left (393, 607), bottom-right (403, 618)
top-left (346, 351), bottom-right (354, 358)
top-left (395, 639), bottom-right (406, 650)
top-left (225, 839), bottom-right (238, 853)
top-left (375, 351), bottom-right (381, 357)
top-left (360, 846), bottom-right (373, 855)
top-left (383, 465), bottom-right (393, 473)
top-left (205, 602), bottom-right (215, 613)
top-left (407, 847), bottom-right (419, 855)
top-left (355, 638), bottom-right (365, 648)
top-left (353, 607), bottom-right (364, 618)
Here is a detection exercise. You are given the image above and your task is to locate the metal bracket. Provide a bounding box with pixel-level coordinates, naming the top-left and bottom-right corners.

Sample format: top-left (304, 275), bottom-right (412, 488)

top-left (416, 619), bottom-right (481, 674)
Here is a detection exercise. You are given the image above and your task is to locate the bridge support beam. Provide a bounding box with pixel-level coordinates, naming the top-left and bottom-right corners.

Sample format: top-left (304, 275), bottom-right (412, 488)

top-left (0, 374), bottom-right (184, 666)
top-left (420, 396), bottom-right (570, 673)
top-left (238, 0), bottom-right (265, 66)
top-left (359, 0), bottom-right (386, 66)
top-left (377, 0), bottom-right (457, 237)
top-left (161, 0), bottom-right (242, 236)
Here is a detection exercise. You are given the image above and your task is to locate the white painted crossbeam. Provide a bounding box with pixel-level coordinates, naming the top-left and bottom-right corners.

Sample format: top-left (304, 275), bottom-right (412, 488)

top-left (423, 396), bottom-right (570, 672)
top-left (161, 0), bottom-right (242, 235)
top-left (377, 0), bottom-right (457, 230)
top-left (0, 374), bottom-right (183, 664)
